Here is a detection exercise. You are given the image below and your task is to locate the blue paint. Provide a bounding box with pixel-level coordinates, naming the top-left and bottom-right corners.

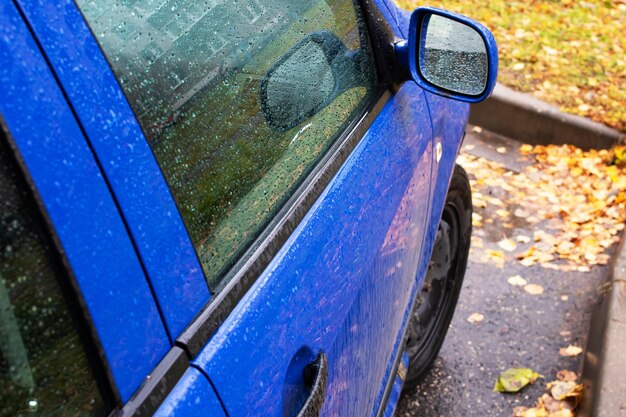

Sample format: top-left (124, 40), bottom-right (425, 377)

top-left (425, 92), bottom-right (470, 252)
top-left (154, 368), bottom-right (226, 417)
top-left (193, 82), bottom-right (436, 417)
top-left (395, 6), bottom-right (498, 103)
top-left (14, 0), bottom-right (211, 339)
top-left (0, 2), bottom-right (170, 402)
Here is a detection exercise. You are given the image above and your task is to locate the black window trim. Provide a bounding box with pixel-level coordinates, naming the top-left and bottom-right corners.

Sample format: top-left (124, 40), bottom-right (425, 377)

top-left (0, 118), bottom-right (119, 412)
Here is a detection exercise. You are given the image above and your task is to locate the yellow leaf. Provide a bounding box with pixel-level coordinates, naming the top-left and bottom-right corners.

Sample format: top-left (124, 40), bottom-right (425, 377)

top-left (493, 368), bottom-right (541, 393)
top-left (524, 284), bottom-right (545, 295)
top-left (467, 313), bottom-right (485, 323)
top-left (498, 238), bottom-right (518, 252)
top-left (559, 345), bottom-right (583, 357)
top-left (508, 275), bottom-right (528, 286)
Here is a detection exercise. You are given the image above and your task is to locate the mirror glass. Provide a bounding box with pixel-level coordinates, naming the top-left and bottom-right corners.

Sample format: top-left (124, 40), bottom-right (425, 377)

top-left (262, 40), bottom-right (336, 131)
top-left (420, 14), bottom-right (488, 96)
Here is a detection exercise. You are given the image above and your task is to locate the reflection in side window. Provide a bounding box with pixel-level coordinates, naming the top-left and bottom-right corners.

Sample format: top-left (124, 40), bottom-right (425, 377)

top-left (0, 136), bottom-right (106, 416)
top-left (77, 0), bottom-right (376, 289)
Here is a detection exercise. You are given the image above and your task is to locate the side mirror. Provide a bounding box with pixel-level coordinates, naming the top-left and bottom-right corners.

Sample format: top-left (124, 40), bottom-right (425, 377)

top-left (395, 7), bottom-right (498, 103)
top-left (260, 32), bottom-right (346, 132)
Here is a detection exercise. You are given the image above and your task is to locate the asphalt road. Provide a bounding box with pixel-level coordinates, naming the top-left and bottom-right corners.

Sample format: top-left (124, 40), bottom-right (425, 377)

top-left (396, 130), bottom-right (616, 417)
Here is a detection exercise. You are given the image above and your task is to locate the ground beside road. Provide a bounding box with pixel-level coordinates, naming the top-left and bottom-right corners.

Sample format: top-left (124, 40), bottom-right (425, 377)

top-left (396, 129), bottom-right (621, 417)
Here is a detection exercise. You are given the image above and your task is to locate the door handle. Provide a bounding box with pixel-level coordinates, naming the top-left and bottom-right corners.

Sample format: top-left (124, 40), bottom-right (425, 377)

top-left (296, 352), bottom-right (328, 417)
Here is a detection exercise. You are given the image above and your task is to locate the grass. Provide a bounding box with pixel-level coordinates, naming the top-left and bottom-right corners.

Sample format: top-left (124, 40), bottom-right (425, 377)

top-left (397, 0), bottom-right (626, 132)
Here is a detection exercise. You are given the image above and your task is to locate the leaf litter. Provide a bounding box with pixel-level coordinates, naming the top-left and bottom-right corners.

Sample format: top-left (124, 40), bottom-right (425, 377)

top-left (458, 143), bottom-right (623, 416)
top-left (511, 370), bottom-right (584, 417)
top-left (460, 143), bottom-right (626, 272)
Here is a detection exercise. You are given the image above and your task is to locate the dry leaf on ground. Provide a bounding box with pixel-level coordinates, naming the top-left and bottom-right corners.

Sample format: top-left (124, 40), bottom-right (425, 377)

top-left (508, 371), bottom-right (583, 417)
top-left (498, 238), bottom-right (518, 252)
top-left (458, 143), bottom-right (626, 273)
top-left (524, 284), bottom-right (545, 295)
top-left (559, 345), bottom-right (583, 357)
top-left (508, 275), bottom-right (528, 286)
top-left (556, 370), bottom-right (578, 382)
top-left (548, 381), bottom-right (582, 401)
top-left (467, 313), bottom-right (485, 324)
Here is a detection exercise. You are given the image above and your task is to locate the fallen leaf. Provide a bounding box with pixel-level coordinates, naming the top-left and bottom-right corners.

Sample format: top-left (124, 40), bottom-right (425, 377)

top-left (484, 249), bottom-right (506, 268)
top-left (541, 393), bottom-right (573, 414)
top-left (524, 284), bottom-right (545, 295)
top-left (545, 410), bottom-right (573, 417)
top-left (467, 313), bottom-right (485, 323)
top-left (559, 345), bottom-right (583, 357)
top-left (556, 370), bottom-right (578, 382)
top-left (493, 368), bottom-right (541, 393)
top-left (495, 209), bottom-right (511, 218)
top-left (508, 275), bottom-right (528, 286)
top-left (512, 406), bottom-right (529, 417)
top-left (547, 380), bottom-right (583, 404)
top-left (549, 381), bottom-right (577, 400)
top-left (498, 238), bottom-right (517, 252)
top-left (521, 407), bottom-right (549, 417)
top-left (519, 144), bottom-right (534, 154)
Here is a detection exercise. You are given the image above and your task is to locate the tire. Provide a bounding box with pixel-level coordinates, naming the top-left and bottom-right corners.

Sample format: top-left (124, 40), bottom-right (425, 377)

top-left (402, 164), bottom-right (472, 392)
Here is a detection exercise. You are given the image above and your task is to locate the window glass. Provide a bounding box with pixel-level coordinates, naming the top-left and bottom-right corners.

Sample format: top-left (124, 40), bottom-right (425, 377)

top-left (77, 0), bottom-right (376, 289)
top-left (0, 136), bottom-right (106, 416)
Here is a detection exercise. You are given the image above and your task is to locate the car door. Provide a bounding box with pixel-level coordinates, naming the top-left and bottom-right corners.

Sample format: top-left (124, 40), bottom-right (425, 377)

top-left (20, 1), bottom-right (436, 416)
top-left (2, 3), bottom-right (229, 416)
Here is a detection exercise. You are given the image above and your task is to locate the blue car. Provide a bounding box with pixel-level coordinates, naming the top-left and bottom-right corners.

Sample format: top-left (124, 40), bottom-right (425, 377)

top-left (0, 0), bottom-right (497, 416)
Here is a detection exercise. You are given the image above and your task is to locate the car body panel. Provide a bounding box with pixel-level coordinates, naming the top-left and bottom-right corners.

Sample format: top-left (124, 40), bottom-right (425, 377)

top-left (388, 5), bottom-right (471, 268)
top-left (154, 368), bottom-right (226, 417)
top-left (0, 1), bottom-right (170, 402)
top-left (14, 0), bottom-right (211, 339)
top-left (192, 81), bottom-right (435, 417)
top-left (422, 92), bottom-right (470, 268)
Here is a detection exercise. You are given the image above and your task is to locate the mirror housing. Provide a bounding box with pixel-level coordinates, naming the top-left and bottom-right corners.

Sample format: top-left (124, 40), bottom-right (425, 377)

top-left (395, 7), bottom-right (498, 103)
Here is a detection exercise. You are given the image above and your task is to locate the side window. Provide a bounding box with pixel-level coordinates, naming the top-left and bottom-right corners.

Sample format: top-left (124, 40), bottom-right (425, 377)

top-left (0, 135), bottom-right (106, 415)
top-left (76, 0), bottom-right (377, 289)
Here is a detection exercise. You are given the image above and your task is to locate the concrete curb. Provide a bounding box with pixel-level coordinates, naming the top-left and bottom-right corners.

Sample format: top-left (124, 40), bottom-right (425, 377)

top-left (579, 238), bottom-right (626, 417)
top-left (469, 84), bottom-right (625, 150)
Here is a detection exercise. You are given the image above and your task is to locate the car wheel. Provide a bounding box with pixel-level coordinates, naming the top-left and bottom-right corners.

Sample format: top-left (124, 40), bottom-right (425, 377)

top-left (402, 164), bottom-right (472, 391)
